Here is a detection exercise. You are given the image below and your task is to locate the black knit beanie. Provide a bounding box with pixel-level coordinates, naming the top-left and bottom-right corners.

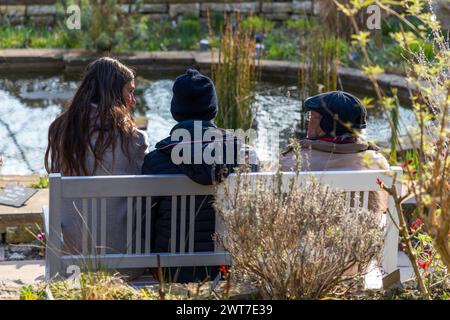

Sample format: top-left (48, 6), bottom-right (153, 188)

top-left (170, 68), bottom-right (218, 122)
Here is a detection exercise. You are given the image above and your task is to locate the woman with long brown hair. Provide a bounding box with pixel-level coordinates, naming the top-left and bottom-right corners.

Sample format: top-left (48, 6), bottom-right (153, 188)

top-left (45, 57), bottom-right (149, 264)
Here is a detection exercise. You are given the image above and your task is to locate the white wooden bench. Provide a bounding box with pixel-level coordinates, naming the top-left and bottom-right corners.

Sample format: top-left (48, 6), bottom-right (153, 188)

top-left (42, 167), bottom-right (402, 281)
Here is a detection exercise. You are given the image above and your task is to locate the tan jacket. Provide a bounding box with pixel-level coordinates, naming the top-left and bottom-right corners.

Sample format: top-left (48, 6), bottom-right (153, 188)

top-left (281, 138), bottom-right (390, 213)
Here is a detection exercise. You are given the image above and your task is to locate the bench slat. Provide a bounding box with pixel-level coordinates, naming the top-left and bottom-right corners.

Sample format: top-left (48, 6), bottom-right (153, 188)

top-left (189, 196), bottom-right (195, 253)
top-left (61, 252), bottom-right (231, 269)
top-left (171, 196), bottom-right (177, 253)
top-left (145, 197), bottom-right (151, 254)
top-left (101, 198), bottom-right (106, 255)
top-left (354, 192), bottom-right (360, 209)
top-left (180, 196), bottom-right (186, 254)
top-left (59, 171), bottom-right (400, 198)
top-left (345, 192), bottom-right (351, 210)
top-left (82, 199), bottom-right (88, 255)
top-left (362, 191), bottom-right (369, 210)
top-left (61, 175), bottom-right (213, 197)
top-left (91, 198), bottom-right (97, 255)
top-left (136, 197), bottom-right (142, 254)
top-left (127, 197), bottom-right (133, 255)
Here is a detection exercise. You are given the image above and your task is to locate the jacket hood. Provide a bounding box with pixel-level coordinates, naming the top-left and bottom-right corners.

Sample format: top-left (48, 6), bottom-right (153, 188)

top-left (154, 119), bottom-right (218, 155)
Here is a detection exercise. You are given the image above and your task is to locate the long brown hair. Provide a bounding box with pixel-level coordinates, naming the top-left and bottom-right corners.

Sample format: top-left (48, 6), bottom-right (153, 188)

top-left (45, 57), bottom-right (137, 175)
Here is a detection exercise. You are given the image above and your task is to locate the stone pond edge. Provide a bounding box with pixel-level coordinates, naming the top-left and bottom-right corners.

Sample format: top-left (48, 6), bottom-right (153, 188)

top-left (0, 48), bottom-right (412, 102)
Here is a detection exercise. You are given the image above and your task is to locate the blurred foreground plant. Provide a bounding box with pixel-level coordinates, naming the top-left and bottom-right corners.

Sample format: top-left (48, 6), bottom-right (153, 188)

top-left (335, 0), bottom-right (449, 299)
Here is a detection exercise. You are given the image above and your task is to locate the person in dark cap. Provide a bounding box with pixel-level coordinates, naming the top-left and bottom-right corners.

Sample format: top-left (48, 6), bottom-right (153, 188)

top-left (142, 68), bottom-right (259, 283)
top-left (170, 68), bottom-right (218, 122)
top-left (281, 90), bottom-right (389, 212)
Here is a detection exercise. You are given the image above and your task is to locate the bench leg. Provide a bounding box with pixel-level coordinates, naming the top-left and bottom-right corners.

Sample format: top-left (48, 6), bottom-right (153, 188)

top-left (46, 251), bottom-right (64, 281)
top-left (43, 206), bottom-right (64, 281)
top-left (383, 209), bottom-right (399, 274)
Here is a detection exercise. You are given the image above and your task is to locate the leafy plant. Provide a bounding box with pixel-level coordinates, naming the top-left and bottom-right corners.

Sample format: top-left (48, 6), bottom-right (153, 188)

top-left (173, 17), bottom-right (201, 49)
top-left (336, 0), bottom-right (449, 300)
top-left (242, 16), bottom-right (274, 34)
top-left (19, 285), bottom-right (46, 300)
top-left (29, 176), bottom-right (49, 189)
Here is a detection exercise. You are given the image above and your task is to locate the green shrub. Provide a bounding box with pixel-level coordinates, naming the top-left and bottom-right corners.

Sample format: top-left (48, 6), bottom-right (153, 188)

top-left (173, 17), bottom-right (201, 50)
top-left (19, 285), bottom-right (46, 300)
top-left (242, 16), bottom-right (274, 34)
top-left (286, 18), bottom-right (317, 31)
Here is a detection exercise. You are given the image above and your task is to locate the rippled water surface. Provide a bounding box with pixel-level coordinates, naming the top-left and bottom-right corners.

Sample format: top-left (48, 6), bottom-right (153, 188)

top-left (0, 76), bottom-right (416, 175)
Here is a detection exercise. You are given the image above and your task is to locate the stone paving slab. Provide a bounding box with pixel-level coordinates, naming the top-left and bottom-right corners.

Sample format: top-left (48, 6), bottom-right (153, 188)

top-left (0, 189), bottom-right (47, 231)
top-left (0, 260), bottom-right (45, 283)
top-left (0, 260), bottom-right (45, 300)
top-left (0, 175), bottom-right (40, 188)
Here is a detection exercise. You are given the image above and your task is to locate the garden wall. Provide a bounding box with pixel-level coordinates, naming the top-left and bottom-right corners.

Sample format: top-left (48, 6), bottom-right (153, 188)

top-left (0, 0), bottom-right (319, 25)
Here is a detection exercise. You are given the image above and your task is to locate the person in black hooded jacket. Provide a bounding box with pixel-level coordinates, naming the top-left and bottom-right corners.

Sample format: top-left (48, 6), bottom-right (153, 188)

top-left (142, 69), bottom-right (259, 283)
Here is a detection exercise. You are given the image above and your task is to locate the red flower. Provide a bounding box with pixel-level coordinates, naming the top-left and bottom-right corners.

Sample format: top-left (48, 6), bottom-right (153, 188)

top-left (417, 260), bottom-right (430, 271)
top-left (219, 264), bottom-right (229, 275)
top-left (411, 218), bottom-right (421, 232)
top-left (36, 232), bottom-right (45, 242)
top-left (376, 178), bottom-right (384, 188)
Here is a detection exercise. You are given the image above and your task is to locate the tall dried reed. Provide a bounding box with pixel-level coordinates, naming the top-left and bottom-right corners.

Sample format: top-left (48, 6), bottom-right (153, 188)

top-left (209, 13), bottom-right (259, 130)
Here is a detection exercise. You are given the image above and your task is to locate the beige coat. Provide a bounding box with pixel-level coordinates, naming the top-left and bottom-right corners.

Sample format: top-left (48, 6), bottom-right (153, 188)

top-left (280, 138), bottom-right (390, 213)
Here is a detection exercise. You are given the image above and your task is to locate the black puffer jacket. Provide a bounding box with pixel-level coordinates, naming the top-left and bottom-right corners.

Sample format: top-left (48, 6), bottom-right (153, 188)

top-left (142, 120), bottom-right (259, 282)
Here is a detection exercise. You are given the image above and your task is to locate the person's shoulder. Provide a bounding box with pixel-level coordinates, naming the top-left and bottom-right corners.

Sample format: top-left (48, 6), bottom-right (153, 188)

top-left (133, 128), bottom-right (149, 145)
top-left (142, 149), bottom-right (163, 174)
top-left (130, 128), bottom-right (150, 155)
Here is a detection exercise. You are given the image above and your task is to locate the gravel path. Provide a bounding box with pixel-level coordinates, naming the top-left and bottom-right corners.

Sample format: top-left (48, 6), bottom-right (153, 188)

top-left (0, 280), bottom-right (25, 300)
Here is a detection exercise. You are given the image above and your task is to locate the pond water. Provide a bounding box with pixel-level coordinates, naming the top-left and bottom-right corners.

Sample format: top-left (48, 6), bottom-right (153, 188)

top-left (0, 76), bottom-right (416, 175)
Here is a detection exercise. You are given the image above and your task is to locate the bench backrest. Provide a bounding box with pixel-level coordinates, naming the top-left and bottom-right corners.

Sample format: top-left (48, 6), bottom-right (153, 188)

top-left (45, 167), bottom-right (402, 279)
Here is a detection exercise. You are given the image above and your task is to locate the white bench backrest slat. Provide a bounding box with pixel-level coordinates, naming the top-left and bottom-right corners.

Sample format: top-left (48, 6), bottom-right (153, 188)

top-left (179, 196), bottom-right (187, 254)
top-left (145, 196), bottom-right (152, 254)
top-left (61, 175), bottom-right (213, 197)
top-left (345, 191), bottom-right (351, 210)
top-left (362, 191), bottom-right (369, 210)
top-left (100, 198), bottom-right (107, 255)
top-left (126, 197), bottom-right (133, 255)
top-left (354, 191), bottom-right (360, 209)
top-left (82, 199), bottom-right (88, 255)
top-left (189, 196), bottom-right (196, 253)
top-left (171, 196), bottom-right (177, 254)
top-left (91, 198), bottom-right (97, 255)
top-left (135, 197), bottom-right (142, 254)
